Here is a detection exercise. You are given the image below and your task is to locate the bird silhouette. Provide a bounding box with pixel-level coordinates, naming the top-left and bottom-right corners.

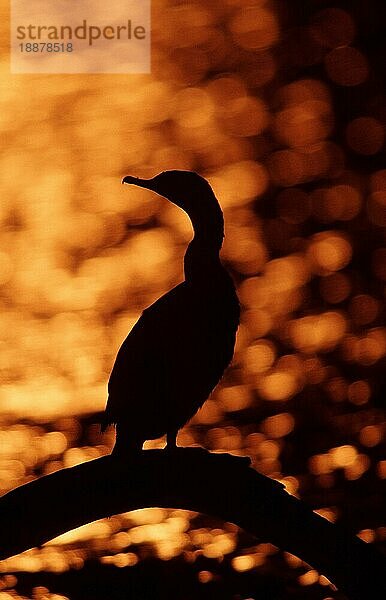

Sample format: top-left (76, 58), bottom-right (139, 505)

top-left (102, 170), bottom-right (240, 455)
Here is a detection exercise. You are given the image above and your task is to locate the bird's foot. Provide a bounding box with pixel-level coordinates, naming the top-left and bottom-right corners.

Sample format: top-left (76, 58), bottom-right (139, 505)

top-left (165, 442), bottom-right (178, 454)
top-left (166, 431), bottom-right (178, 453)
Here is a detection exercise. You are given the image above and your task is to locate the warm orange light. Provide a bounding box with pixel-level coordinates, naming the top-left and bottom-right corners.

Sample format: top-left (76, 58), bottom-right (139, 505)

top-left (310, 8), bottom-right (356, 48)
top-left (346, 117), bottom-right (384, 155)
top-left (345, 454), bottom-right (370, 480)
top-left (274, 102), bottom-right (332, 147)
top-left (325, 46), bottom-right (368, 86)
top-left (347, 380), bottom-right (371, 405)
top-left (370, 169), bottom-right (386, 192)
top-left (308, 454), bottom-right (332, 475)
top-left (323, 185), bottom-right (362, 221)
top-left (377, 461), bottom-right (386, 479)
top-left (217, 385), bottom-right (252, 412)
top-left (211, 161), bottom-right (269, 208)
top-left (230, 7), bottom-right (279, 50)
top-left (245, 340), bottom-right (276, 374)
top-left (262, 413), bottom-right (295, 438)
top-left (277, 79), bottom-right (331, 106)
top-left (308, 231), bottom-right (352, 273)
top-left (198, 570), bottom-right (213, 583)
top-left (258, 371), bottom-right (298, 401)
top-left (264, 255), bottom-right (310, 292)
top-left (0, 0), bottom-right (383, 584)
top-left (367, 191), bottom-right (386, 227)
top-left (349, 294), bottom-right (379, 326)
top-left (290, 311), bottom-right (346, 353)
top-left (222, 97), bottom-right (270, 137)
top-left (267, 149), bottom-right (306, 187)
top-left (357, 529), bottom-right (375, 543)
top-left (359, 425), bottom-right (382, 448)
top-left (314, 507), bottom-right (337, 523)
top-left (319, 272), bottom-right (351, 304)
top-left (232, 553), bottom-right (263, 572)
top-left (298, 569), bottom-right (319, 585)
top-left (329, 445), bottom-right (358, 468)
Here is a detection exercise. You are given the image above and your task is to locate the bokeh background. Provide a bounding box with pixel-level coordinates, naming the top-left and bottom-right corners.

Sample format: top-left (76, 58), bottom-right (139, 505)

top-left (0, 0), bottom-right (385, 598)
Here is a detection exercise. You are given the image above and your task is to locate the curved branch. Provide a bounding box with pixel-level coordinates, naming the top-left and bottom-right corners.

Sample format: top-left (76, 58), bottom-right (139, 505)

top-left (0, 449), bottom-right (384, 599)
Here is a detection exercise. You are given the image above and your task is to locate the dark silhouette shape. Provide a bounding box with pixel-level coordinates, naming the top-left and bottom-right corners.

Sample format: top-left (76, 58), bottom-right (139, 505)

top-left (101, 171), bottom-right (240, 453)
top-left (3, 175), bottom-right (385, 600)
top-left (1, 450), bottom-right (385, 600)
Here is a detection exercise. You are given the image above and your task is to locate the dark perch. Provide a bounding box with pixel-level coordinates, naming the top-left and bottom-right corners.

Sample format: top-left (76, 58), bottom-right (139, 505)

top-left (0, 449), bottom-right (385, 600)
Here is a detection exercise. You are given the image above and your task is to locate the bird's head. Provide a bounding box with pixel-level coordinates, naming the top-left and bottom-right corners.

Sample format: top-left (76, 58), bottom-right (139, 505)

top-left (122, 170), bottom-right (223, 239)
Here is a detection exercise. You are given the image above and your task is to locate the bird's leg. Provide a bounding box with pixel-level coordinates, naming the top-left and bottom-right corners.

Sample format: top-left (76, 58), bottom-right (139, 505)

top-left (166, 430), bottom-right (178, 451)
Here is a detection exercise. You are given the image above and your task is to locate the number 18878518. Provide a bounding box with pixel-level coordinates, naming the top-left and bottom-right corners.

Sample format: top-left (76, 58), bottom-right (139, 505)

top-left (19, 43), bottom-right (73, 52)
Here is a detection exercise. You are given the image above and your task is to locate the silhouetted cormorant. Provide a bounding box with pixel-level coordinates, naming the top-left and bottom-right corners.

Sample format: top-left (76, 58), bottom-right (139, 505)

top-left (102, 171), bottom-right (240, 454)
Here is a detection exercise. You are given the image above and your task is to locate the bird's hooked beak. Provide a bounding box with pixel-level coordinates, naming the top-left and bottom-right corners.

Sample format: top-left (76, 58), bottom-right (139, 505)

top-left (122, 175), bottom-right (156, 191)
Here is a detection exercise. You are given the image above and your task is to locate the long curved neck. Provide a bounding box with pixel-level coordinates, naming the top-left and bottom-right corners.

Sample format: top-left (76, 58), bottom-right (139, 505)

top-left (183, 193), bottom-right (225, 281)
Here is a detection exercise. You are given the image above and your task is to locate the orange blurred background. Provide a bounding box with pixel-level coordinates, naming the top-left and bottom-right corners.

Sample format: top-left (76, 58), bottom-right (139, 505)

top-left (0, 1), bottom-right (385, 599)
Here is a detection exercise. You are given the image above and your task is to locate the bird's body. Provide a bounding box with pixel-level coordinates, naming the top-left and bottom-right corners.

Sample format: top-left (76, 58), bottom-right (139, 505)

top-left (102, 171), bottom-right (239, 454)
